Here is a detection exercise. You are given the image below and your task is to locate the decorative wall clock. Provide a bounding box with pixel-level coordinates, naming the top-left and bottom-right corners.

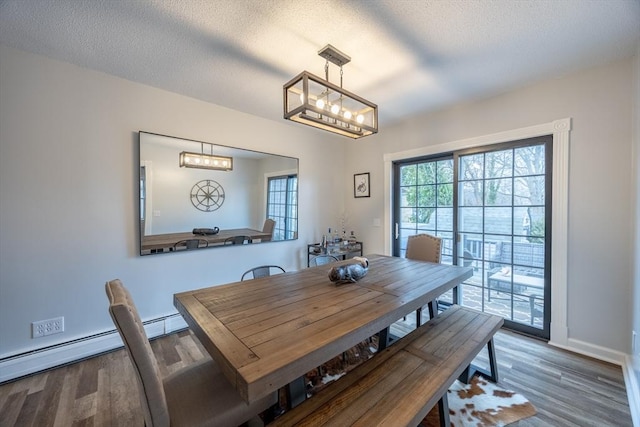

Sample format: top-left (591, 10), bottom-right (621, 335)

top-left (190, 179), bottom-right (225, 212)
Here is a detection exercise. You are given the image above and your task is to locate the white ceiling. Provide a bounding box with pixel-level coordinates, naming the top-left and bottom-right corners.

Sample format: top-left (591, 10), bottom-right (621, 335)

top-left (1, 0), bottom-right (638, 127)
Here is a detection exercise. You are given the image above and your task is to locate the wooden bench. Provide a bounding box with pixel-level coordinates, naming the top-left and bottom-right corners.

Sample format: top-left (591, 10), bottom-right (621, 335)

top-left (269, 305), bottom-right (503, 427)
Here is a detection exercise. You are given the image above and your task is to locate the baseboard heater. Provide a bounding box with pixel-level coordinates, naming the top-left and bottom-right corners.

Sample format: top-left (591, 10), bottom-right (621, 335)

top-left (0, 313), bottom-right (188, 384)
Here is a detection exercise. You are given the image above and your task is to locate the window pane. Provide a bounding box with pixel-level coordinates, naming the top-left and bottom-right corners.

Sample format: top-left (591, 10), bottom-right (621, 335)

top-left (460, 180), bottom-right (483, 206)
top-left (460, 154), bottom-right (484, 181)
top-left (400, 164), bottom-right (417, 186)
top-left (514, 146), bottom-right (545, 177)
top-left (486, 150), bottom-right (513, 178)
top-left (485, 207), bottom-right (512, 234)
top-left (485, 178), bottom-right (512, 206)
top-left (458, 207), bottom-right (483, 233)
top-left (417, 162), bottom-right (435, 185)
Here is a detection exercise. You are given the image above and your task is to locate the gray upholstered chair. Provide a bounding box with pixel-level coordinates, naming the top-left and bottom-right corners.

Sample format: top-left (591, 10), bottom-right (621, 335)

top-left (405, 233), bottom-right (443, 327)
top-left (261, 218), bottom-right (276, 242)
top-left (241, 265), bottom-right (285, 281)
top-left (105, 279), bottom-right (276, 427)
top-left (309, 254), bottom-right (339, 267)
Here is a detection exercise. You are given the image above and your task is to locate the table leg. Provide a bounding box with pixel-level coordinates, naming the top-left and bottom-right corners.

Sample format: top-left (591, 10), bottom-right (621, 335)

top-left (378, 327), bottom-right (389, 351)
top-left (285, 377), bottom-right (307, 409)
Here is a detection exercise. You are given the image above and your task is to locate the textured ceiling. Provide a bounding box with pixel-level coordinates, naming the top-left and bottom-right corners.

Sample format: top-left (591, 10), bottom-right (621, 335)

top-left (1, 0), bottom-right (638, 127)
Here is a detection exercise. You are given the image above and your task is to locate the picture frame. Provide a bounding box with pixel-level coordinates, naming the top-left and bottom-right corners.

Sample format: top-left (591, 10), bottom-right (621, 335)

top-left (354, 172), bottom-right (370, 198)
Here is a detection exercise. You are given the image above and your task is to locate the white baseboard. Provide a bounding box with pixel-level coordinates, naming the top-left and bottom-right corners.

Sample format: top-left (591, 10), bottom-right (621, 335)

top-left (549, 337), bottom-right (627, 366)
top-left (0, 313), bottom-right (188, 384)
top-left (624, 355), bottom-right (640, 427)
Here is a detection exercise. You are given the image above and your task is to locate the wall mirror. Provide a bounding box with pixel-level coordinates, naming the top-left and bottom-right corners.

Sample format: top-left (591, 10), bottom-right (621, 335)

top-left (139, 131), bottom-right (298, 255)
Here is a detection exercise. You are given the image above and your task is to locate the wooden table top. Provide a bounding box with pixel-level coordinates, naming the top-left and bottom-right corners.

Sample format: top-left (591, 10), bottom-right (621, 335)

top-left (173, 254), bottom-right (473, 403)
top-left (141, 228), bottom-right (271, 251)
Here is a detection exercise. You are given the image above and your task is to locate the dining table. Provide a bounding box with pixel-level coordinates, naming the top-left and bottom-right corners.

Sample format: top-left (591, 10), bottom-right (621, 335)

top-left (141, 227), bottom-right (272, 253)
top-left (173, 254), bottom-right (473, 404)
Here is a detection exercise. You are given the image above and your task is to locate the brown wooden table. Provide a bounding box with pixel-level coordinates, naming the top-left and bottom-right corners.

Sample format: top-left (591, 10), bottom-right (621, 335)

top-left (141, 228), bottom-right (272, 253)
top-left (173, 254), bottom-right (473, 403)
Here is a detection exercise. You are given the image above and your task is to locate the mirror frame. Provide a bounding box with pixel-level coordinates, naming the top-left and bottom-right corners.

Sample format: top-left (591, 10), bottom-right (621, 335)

top-left (138, 131), bottom-right (299, 255)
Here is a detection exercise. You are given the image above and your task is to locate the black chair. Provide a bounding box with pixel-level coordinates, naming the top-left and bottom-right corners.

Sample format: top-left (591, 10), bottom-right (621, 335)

top-left (224, 235), bottom-right (252, 245)
top-left (241, 265), bottom-right (285, 281)
top-left (173, 238), bottom-right (208, 251)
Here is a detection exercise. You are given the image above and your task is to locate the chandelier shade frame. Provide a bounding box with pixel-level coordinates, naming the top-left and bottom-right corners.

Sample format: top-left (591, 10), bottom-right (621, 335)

top-left (283, 70), bottom-right (378, 139)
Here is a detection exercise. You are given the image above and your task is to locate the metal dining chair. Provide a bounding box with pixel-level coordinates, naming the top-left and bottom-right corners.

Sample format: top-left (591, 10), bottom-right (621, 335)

top-left (309, 254), bottom-right (340, 267)
top-left (172, 238), bottom-right (208, 251)
top-left (224, 235), bottom-right (252, 245)
top-left (405, 233), bottom-right (443, 327)
top-left (241, 265), bottom-right (285, 281)
top-left (105, 279), bottom-right (276, 427)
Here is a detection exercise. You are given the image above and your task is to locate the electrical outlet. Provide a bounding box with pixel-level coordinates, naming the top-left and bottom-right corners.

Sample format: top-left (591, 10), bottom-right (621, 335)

top-left (32, 317), bottom-right (64, 338)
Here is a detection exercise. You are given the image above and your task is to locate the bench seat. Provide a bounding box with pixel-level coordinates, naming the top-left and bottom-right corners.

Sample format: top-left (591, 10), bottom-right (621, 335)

top-left (269, 305), bottom-right (503, 427)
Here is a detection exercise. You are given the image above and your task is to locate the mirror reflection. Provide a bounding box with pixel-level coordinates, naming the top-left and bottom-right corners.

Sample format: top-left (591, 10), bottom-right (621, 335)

top-left (139, 131), bottom-right (298, 255)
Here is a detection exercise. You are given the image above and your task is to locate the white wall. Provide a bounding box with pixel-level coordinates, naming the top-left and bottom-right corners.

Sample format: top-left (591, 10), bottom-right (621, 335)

top-left (0, 44), bottom-right (347, 359)
top-left (345, 57), bottom-right (635, 356)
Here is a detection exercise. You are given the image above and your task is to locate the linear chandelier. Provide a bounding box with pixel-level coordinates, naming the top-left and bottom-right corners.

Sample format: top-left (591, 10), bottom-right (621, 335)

top-left (283, 44), bottom-right (378, 139)
top-left (179, 143), bottom-right (233, 171)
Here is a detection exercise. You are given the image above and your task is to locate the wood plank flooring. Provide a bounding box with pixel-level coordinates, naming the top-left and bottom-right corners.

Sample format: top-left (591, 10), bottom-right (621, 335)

top-left (0, 323), bottom-right (633, 426)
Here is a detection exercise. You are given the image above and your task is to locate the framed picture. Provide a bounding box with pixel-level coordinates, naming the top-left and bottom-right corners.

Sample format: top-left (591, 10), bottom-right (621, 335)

top-left (354, 172), bottom-right (370, 198)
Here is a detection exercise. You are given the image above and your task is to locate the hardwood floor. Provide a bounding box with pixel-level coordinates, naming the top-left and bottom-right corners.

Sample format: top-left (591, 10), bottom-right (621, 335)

top-left (0, 324), bottom-right (633, 426)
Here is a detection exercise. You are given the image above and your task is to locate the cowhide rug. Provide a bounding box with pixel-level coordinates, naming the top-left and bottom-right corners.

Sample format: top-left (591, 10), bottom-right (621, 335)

top-left (302, 340), bottom-right (536, 427)
top-left (419, 375), bottom-right (536, 427)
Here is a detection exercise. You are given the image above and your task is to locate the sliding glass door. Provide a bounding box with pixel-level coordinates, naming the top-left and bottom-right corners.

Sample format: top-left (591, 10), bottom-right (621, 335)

top-left (393, 136), bottom-right (551, 338)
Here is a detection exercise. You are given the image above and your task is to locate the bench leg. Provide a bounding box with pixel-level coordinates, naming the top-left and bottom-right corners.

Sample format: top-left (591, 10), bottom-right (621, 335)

top-left (438, 394), bottom-right (450, 427)
top-left (487, 337), bottom-right (499, 382)
top-left (458, 337), bottom-right (499, 384)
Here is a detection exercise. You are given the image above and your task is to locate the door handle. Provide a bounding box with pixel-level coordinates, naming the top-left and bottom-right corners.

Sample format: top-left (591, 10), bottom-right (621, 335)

top-left (395, 223), bottom-right (399, 240)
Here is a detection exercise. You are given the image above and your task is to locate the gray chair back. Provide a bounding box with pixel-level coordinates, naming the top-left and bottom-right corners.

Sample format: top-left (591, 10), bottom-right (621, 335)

top-left (106, 279), bottom-right (170, 427)
top-left (262, 218), bottom-right (276, 241)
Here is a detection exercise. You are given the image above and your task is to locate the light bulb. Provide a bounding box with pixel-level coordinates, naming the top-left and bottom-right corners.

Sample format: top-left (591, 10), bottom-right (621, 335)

top-left (194, 158), bottom-right (201, 164)
top-left (356, 114), bottom-right (364, 124)
top-left (204, 158), bottom-right (211, 165)
top-left (331, 104), bottom-right (340, 114)
top-left (316, 99), bottom-right (325, 109)
top-left (343, 110), bottom-right (352, 120)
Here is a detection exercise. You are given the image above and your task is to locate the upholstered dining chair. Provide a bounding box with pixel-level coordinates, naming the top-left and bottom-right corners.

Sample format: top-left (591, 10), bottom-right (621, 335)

top-left (224, 235), bottom-right (252, 245)
top-left (241, 265), bottom-right (285, 281)
top-left (261, 218), bottom-right (276, 242)
top-left (172, 238), bottom-right (208, 251)
top-left (308, 254), bottom-right (340, 267)
top-left (105, 279), bottom-right (276, 427)
top-left (405, 233), bottom-right (443, 327)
